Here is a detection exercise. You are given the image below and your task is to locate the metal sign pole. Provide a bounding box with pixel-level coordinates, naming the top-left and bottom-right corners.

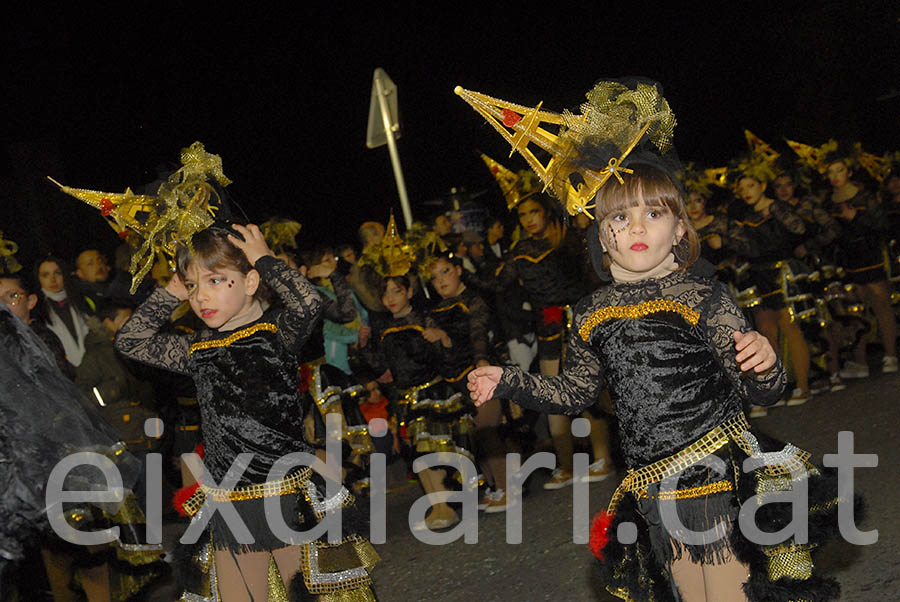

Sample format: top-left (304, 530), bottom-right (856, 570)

top-left (373, 70), bottom-right (413, 230)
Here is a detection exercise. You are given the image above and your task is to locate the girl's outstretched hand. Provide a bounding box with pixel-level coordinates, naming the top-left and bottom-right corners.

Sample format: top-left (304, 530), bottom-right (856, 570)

top-left (228, 224), bottom-right (273, 267)
top-left (734, 330), bottom-right (776, 374)
top-left (467, 366), bottom-right (502, 406)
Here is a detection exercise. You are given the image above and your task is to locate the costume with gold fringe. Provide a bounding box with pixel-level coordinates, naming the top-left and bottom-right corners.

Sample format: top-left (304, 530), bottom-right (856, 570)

top-left (65, 144), bottom-right (378, 601)
top-left (352, 216), bottom-right (475, 463)
top-left (459, 78), bottom-right (850, 602)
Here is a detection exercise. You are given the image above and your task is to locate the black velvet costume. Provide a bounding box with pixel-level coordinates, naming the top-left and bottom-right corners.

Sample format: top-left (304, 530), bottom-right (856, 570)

top-left (492, 230), bottom-right (587, 360)
top-left (493, 269), bottom-right (846, 602)
top-left (428, 286), bottom-right (492, 384)
top-left (728, 200), bottom-right (807, 310)
top-left (823, 187), bottom-right (889, 284)
top-left (356, 309), bottom-right (473, 461)
top-left (116, 256), bottom-right (379, 601)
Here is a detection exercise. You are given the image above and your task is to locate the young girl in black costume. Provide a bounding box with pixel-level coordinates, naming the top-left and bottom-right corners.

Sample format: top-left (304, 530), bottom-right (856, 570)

top-left (116, 224), bottom-right (378, 601)
top-left (469, 159), bottom-right (853, 601)
top-left (426, 253), bottom-right (511, 512)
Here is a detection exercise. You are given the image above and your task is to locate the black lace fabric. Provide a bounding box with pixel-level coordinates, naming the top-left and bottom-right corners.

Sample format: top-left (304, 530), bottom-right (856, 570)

top-left (495, 269), bottom-right (785, 467)
top-left (116, 256), bottom-right (323, 485)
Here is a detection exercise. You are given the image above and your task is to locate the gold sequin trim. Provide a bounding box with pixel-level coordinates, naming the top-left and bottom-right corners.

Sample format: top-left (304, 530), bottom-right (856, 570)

top-left (512, 247), bottom-right (554, 263)
top-left (765, 543), bottom-right (814, 581)
top-left (180, 468), bottom-right (314, 515)
top-left (432, 300), bottom-right (470, 314)
top-left (578, 299), bottom-right (700, 342)
top-left (380, 324), bottom-right (424, 341)
top-left (189, 322), bottom-right (278, 354)
top-left (607, 413), bottom-right (808, 516)
top-left (637, 479), bottom-right (733, 500)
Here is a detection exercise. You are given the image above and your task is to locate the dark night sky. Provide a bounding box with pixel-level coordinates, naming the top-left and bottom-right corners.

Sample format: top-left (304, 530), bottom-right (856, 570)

top-left (2, 3), bottom-right (898, 273)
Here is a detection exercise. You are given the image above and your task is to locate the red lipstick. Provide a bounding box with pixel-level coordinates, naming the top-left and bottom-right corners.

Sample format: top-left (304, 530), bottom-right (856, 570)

top-left (630, 243), bottom-right (648, 251)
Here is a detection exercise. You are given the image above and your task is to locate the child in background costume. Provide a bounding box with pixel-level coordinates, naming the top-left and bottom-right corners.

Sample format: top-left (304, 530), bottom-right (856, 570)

top-left (57, 144), bottom-right (378, 601)
top-left (463, 80), bottom-right (848, 602)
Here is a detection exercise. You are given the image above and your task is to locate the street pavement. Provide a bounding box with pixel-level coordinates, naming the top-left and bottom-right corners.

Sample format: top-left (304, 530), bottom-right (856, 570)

top-left (141, 370), bottom-right (897, 601)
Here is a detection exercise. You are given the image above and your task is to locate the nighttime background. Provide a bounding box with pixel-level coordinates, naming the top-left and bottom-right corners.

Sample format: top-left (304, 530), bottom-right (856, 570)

top-left (2, 3), bottom-right (898, 273)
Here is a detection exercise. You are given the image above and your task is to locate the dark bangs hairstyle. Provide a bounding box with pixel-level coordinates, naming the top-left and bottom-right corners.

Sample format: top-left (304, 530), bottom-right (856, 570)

top-left (378, 273), bottom-right (412, 297)
top-left (175, 227), bottom-right (252, 279)
top-left (593, 162), bottom-right (699, 270)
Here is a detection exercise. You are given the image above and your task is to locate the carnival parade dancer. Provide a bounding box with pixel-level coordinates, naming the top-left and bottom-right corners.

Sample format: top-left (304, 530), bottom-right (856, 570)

top-left (56, 143), bottom-right (378, 601)
top-left (462, 79), bottom-right (849, 601)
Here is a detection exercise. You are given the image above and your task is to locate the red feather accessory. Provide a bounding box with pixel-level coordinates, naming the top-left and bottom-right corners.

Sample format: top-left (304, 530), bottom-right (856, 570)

top-left (589, 510), bottom-right (614, 560)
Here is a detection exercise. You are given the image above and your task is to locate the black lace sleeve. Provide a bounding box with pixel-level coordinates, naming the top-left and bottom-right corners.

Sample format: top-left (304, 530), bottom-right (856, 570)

top-left (467, 294), bottom-right (492, 364)
top-left (808, 198), bottom-right (841, 252)
top-left (322, 272), bottom-right (357, 323)
top-left (772, 201), bottom-right (807, 236)
top-left (493, 298), bottom-right (604, 414)
top-left (700, 281), bottom-right (786, 405)
top-left (255, 256), bottom-right (323, 353)
top-left (114, 288), bottom-right (191, 375)
top-left (725, 218), bottom-right (757, 257)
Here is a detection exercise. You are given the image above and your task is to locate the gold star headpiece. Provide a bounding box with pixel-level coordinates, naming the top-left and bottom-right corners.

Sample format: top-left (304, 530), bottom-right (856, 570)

top-left (731, 131), bottom-right (780, 185)
top-left (456, 80), bottom-right (675, 220)
top-left (479, 153), bottom-right (539, 211)
top-left (49, 141), bottom-right (227, 293)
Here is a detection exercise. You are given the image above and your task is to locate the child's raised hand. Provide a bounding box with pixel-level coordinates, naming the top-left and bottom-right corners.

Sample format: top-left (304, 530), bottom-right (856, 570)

top-left (467, 366), bottom-right (502, 406)
top-left (165, 272), bottom-right (189, 301)
top-left (228, 224), bottom-right (273, 267)
top-left (734, 330), bottom-right (776, 374)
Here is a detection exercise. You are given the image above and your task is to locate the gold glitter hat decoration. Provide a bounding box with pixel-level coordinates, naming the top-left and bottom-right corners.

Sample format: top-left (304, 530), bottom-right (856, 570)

top-left (679, 163), bottom-right (728, 197)
top-left (456, 79), bottom-right (676, 220)
top-left (49, 141), bottom-right (228, 294)
top-left (479, 153), bottom-right (539, 210)
top-left (786, 138), bottom-right (838, 174)
top-left (730, 130), bottom-right (780, 184)
top-left (260, 218), bottom-right (302, 254)
top-left (0, 231), bottom-right (23, 275)
top-left (358, 214), bottom-right (447, 279)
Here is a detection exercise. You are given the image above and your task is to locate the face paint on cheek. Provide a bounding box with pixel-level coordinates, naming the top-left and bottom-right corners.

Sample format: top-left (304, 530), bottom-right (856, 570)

top-left (228, 280), bottom-right (235, 288)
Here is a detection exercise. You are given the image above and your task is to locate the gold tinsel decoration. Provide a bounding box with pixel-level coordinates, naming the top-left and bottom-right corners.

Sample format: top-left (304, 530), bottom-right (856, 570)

top-left (49, 142), bottom-right (227, 293)
top-left (456, 80), bottom-right (675, 221)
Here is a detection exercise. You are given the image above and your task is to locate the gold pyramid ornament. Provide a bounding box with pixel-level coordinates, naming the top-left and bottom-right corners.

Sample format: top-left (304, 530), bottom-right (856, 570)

top-left (480, 153), bottom-right (539, 210)
top-left (786, 139), bottom-right (838, 174)
top-left (49, 141), bottom-right (227, 293)
top-left (380, 213), bottom-right (412, 278)
top-left (857, 151), bottom-right (891, 183)
top-left (744, 130), bottom-right (780, 164)
top-left (456, 81), bottom-right (674, 220)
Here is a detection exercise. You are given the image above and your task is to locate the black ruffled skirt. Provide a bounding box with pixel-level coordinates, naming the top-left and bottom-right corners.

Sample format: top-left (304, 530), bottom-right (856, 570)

top-left (596, 431), bottom-right (857, 602)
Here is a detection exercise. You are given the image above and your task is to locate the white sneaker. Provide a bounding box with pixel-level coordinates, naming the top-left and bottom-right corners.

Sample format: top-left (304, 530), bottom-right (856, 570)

top-left (786, 387), bottom-right (810, 406)
top-left (582, 459), bottom-right (614, 482)
top-left (829, 373), bottom-right (846, 392)
top-left (749, 405), bottom-right (768, 418)
top-left (477, 487), bottom-right (494, 511)
top-left (543, 468), bottom-right (574, 490)
top-left (485, 489), bottom-right (513, 513)
top-left (839, 361), bottom-right (870, 379)
top-left (883, 356), bottom-right (898, 374)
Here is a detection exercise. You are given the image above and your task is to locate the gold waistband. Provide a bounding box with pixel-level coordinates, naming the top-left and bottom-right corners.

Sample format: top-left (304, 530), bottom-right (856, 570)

top-left (445, 365), bottom-right (474, 383)
top-left (182, 468), bottom-right (314, 516)
top-left (608, 413), bottom-right (753, 514)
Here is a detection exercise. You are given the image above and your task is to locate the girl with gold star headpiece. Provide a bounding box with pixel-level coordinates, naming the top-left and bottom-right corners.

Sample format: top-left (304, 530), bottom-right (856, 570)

top-left (463, 77), bottom-right (849, 602)
top-left (725, 132), bottom-right (816, 409)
